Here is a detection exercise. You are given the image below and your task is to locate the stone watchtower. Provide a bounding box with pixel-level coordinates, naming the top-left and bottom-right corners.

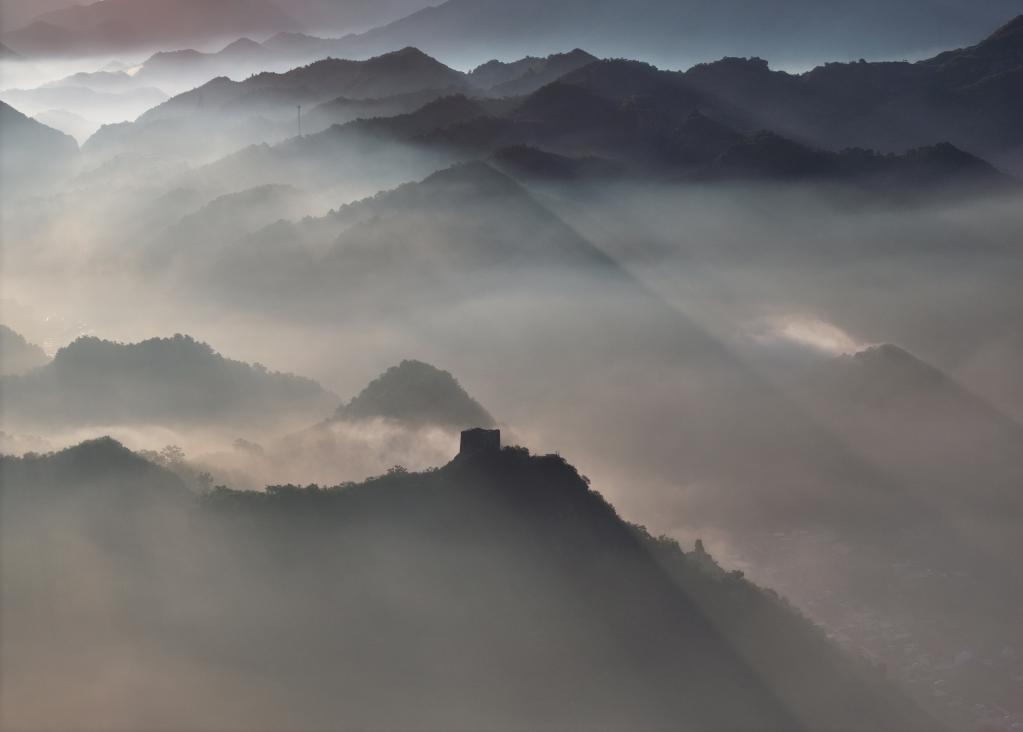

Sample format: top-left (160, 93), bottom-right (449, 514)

top-left (460, 428), bottom-right (501, 458)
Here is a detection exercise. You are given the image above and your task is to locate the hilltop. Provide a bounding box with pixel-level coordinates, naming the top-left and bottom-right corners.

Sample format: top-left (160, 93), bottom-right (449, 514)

top-left (0, 434), bottom-right (935, 731)
top-left (336, 359), bottom-right (495, 429)
top-left (0, 334), bottom-right (336, 430)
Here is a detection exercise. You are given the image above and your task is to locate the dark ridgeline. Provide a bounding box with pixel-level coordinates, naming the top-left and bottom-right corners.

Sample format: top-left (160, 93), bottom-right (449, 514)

top-left (11, 0), bottom-right (1017, 65)
top-left (162, 16), bottom-right (1023, 205)
top-left (0, 436), bottom-right (937, 732)
top-left (73, 12), bottom-right (1023, 196)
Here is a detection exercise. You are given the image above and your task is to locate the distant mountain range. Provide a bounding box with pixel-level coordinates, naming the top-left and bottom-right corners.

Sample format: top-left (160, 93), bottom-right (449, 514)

top-left (282, 0), bottom-right (1023, 70)
top-left (5, 0), bottom-right (1020, 71)
top-left (179, 86), bottom-right (1014, 202)
top-left (81, 47), bottom-right (479, 165)
top-left (0, 84), bottom-right (168, 127)
top-left (197, 161), bottom-right (624, 312)
top-left (81, 47), bottom-right (595, 166)
top-left (0, 435), bottom-right (935, 731)
top-left (0, 334), bottom-right (336, 430)
top-left (123, 37), bottom-right (598, 100)
top-left (77, 16), bottom-right (1023, 188)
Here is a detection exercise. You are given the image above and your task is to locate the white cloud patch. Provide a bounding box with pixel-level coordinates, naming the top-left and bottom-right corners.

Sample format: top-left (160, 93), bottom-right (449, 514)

top-left (749, 314), bottom-right (868, 356)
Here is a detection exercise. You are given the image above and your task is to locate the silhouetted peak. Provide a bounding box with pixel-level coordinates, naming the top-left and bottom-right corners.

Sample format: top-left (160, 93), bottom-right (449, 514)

top-left (196, 75), bottom-right (235, 90)
top-left (220, 38), bottom-right (268, 55)
top-left (389, 46), bottom-right (432, 59)
top-left (47, 436), bottom-right (165, 477)
top-left (368, 46), bottom-right (451, 71)
top-left (688, 56), bottom-right (774, 81)
top-left (562, 48), bottom-right (597, 62)
top-left (337, 359), bottom-right (495, 430)
top-left (58, 436), bottom-right (135, 462)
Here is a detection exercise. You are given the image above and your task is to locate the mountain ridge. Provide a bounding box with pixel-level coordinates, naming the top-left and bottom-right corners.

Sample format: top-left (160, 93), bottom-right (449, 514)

top-left (0, 434), bottom-right (937, 731)
top-left (0, 334), bottom-right (337, 430)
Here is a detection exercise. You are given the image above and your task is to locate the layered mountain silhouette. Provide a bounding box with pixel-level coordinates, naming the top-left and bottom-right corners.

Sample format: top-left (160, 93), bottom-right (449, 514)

top-left (0, 334), bottom-right (336, 430)
top-left (314, 0), bottom-right (1023, 71)
top-left (201, 161), bottom-right (624, 310)
top-left (197, 359), bottom-right (497, 490)
top-left (130, 37), bottom-right (278, 92)
top-left (467, 49), bottom-right (599, 96)
top-left (44, 69), bottom-right (143, 93)
top-left (82, 47), bottom-right (473, 165)
top-left (188, 69), bottom-right (1013, 198)
top-left (0, 326), bottom-right (49, 376)
top-left (144, 184), bottom-right (313, 270)
top-left (183, 163), bottom-right (920, 533)
top-left (335, 359), bottom-right (495, 429)
top-left (188, 93), bottom-right (498, 193)
top-left (301, 88), bottom-right (473, 136)
top-left (7, 0), bottom-right (1019, 68)
top-left (77, 46), bottom-right (594, 168)
top-left (75, 16), bottom-right (1023, 183)
top-left (644, 16), bottom-right (1023, 173)
top-left (144, 46), bottom-right (468, 123)
top-left (0, 436), bottom-right (935, 731)
top-left (31, 109), bottom-right (97, 143)
top-left (0, 84), bottom-right (168, 127)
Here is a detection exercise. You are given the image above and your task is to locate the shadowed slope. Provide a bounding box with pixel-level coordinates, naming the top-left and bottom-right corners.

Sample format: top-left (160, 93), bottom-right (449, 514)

top-left (0, 438), bottom-right (936, 731)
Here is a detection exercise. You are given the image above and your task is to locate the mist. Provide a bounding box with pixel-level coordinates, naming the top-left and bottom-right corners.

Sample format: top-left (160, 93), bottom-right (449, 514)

top-left (3, 4), bottom-right (1023, 730)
